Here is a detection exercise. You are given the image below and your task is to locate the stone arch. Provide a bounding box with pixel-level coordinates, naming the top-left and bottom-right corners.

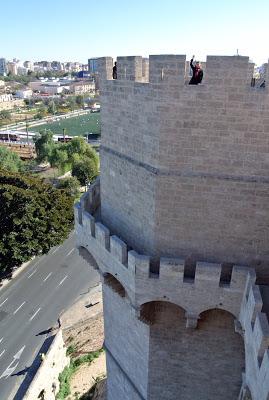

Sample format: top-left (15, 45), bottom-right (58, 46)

top-left (148, 306), bottom-right (245, 400)
top-left (139, 300), bottom-right (186, 325)
top-left (78, 246), bottom-right (100, 270)
top-left (103, 273), bottom-right (126, 297)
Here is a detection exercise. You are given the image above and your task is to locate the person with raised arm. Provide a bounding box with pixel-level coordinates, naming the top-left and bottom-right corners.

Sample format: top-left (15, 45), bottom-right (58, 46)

top-left (189, 55), bottom-right (203, 85)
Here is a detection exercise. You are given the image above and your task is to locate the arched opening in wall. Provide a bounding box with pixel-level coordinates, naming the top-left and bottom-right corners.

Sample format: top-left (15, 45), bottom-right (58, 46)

top-left (148, 307), bottom-right (245, 400)
top-left (103, 273), bottom-right (125, 297)
top-left (139, 301), bottom-right (185, 325)
top-left (78, 246), bottom-right (99, 270)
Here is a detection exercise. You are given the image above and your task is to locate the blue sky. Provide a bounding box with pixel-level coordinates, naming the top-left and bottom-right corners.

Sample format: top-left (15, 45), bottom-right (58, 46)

top-left (1, 0), bottom-right (268, 65)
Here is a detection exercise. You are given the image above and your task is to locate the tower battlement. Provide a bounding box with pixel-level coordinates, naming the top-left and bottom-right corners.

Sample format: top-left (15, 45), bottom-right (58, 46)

top-left (98, 54), bottom-right (268, 89)
top-left (75, 180), bottom-right (269, 399)
top-left (76, 181), bottom-right (255, 319)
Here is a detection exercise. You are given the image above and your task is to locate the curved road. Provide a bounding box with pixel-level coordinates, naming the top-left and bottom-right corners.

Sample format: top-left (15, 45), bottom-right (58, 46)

top-left (0, 232), bottom-right (99, 400)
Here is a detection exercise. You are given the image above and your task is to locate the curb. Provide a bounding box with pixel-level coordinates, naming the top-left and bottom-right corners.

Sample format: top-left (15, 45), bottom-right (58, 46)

top-left (0, 258), bottom-right (35, 291)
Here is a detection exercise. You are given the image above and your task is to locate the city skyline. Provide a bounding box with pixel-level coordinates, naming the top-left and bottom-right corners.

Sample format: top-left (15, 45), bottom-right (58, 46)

top-left (1, 0), bottom-right (269, 65)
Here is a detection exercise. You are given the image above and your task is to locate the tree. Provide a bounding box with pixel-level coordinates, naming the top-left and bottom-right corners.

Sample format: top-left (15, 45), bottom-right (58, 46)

top-left (0, 110), bottom-right (11, 121)
top-left (57, 176), bottom-right (80, 198)
top-left (48, 100), bottom-right (56, 115)
top-left (48, 146), bottom-right (69, 172)
top-left (72, 156), bottom-right (98, 186)
top-left (67, 97), bottom-right (76, 112)
top-left (76, 95), bottom-right (84, 107)
top-left (0, 170), bottom-right (74, 274)
top-left (33, 130), bottom-right (55, 163)
top-left (0, 147), bottom-right (24, 172)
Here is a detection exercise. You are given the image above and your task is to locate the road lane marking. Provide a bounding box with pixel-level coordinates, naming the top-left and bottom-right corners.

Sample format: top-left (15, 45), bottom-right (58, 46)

top-left (0, 338), bottom-right (3, 344)
top-left (0, 350), bottom-right (5, 358)
top-left (0, 298), bottom-right (8, 307)
top-left (58, 275), bottom-right (68, 287)
top-left (1, 362), bottom-right (19, 380)
top-left (51, 247), bottom-right (59, 255)
top-left (28, 269), bottom-right (37, 278)
top-left (66, 248), bottom-right (74, 257)
top-left (29, 307), bottom-right (41, 321)
top-left (13, 301), bottom-right (26, 315)
top-left (0, 345), bottom-right (25, 379)
top-left (43, 272), bottom-right (52, 282)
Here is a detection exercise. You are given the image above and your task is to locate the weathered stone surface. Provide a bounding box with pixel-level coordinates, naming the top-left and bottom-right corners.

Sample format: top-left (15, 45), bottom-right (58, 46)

top-left (76, 54), bottom-right (269, 400)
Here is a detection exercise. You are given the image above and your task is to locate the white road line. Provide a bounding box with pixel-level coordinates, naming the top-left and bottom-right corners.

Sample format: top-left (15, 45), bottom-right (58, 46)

top-left (0, 350), bottom-right (5, 358)
top-left (13, 301), bottom-right (26, 315)
top-left (2, 362), bottom-right (19, 380)
top-left (29, 307), bottom-right (41, 321)
top-left (0, 298), bottom-right (8, 307)
top-left (0, 345), bottom-right (25, 379)
top-left (66, 248), bottom-right (74, 257)
top-left (0, 338), bottom-right (3, 344)
top-left (43, 272), bottom-right (52, 282)
top-left (51, 247), bottom-right (59, 255)
top-left (28, 269), bottom-right (37, 279)
top-left (58, 275), bottom-right (68, 287)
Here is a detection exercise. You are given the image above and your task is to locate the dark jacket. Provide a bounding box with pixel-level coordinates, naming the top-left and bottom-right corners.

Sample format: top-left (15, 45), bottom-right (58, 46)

top-left (113, 65), bottom-right (117, 79)
top-left (189, 59), bottom-right (203, 85)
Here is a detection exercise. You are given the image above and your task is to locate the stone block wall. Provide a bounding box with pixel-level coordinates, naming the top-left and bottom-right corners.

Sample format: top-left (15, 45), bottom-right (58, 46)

top-left (239, 278), bottom-right (269, 400)
top-left (23, 331), bottom-right (69, 400)
top-left (75, 181), bottom-right (269, 400)
top-left (97, 54), bottom-right (269, 280)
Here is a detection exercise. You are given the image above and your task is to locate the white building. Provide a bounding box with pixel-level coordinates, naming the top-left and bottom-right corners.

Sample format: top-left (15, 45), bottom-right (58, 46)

top-left (15, 89), bottom-right (33, 99)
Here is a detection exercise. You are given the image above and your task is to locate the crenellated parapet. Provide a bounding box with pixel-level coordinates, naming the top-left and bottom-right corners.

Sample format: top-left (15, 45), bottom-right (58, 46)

top-left (97, 54), bottom-right (269, 91)
top-left (239, 279), bottom-right (269, 400)
top-left (75, 180), bottom-right (257, 325)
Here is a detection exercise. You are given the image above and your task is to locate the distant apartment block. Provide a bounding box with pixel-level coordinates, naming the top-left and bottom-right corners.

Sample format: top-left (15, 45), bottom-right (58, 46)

top-left (88, 58), bottom-right (98, 74)
top-left (0, 58), bottom-right (7, 76)
top-left (70, 81), bottom-right (95, 95)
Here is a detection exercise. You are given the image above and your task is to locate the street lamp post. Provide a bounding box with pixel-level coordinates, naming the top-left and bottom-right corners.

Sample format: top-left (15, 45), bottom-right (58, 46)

top-left (25, 116), bottom-right (29, 145)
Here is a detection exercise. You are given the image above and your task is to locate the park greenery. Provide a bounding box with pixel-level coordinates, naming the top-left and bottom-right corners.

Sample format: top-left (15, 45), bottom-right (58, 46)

top-left (0, 109), bottom-right (11, 122)
top-left (57, 349), bottom-right (104, 399)
top-left (26, 95), bottom-right (90, 119)
top-left (33, 131), bottom-right (99, 185)
top-left (0, 146), bottom-right (24, 172)
top-left (0, 170), bottom-right (74, 275)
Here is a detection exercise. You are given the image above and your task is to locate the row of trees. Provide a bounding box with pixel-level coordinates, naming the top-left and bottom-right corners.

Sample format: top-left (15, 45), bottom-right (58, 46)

top-left (0, 131), bottom-right (99, 276)
top-left (34, 131), bottom-right (99, 186)
top-left (25, 96), bottom-right (86, 120)
top-left (0, 170), bottom-right (74, 275)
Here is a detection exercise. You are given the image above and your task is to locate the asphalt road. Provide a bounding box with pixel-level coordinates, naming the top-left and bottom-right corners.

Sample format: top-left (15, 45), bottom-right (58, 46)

top-left (0, 232), bottom-right (99, 400)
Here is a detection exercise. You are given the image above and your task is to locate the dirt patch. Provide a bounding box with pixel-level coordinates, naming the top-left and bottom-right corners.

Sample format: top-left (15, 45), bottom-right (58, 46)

top-left (62, 285), bottom-right (104, 354)
top-left (61, 285), bottom-right (106, 399)
top-left (64, 313), bottom-right (104, 355)
top-left (67, 352), bottom-right (106, 400)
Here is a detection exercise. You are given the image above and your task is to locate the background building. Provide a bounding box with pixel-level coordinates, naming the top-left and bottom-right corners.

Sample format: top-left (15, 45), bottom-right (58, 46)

top-left (88, 58), bottom-right (98, 74)
top-left (0, 58), bottom-right (7, 76)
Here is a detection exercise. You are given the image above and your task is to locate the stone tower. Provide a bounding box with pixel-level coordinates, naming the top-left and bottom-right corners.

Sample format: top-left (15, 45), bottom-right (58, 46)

top-left (76, 55), bottom-right (269, 400)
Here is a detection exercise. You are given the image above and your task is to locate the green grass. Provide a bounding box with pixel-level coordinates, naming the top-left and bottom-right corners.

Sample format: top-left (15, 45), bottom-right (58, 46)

top-left (56, 349), bottom-right (104, 400)
top-left (29, 113), bottom-right (101, 137)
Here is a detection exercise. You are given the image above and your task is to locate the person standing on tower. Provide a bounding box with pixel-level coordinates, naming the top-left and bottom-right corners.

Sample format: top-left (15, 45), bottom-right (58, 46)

top-left (189, 56), bottom-right (203, 85)
top-left (113, 62), bottom-right (117, 79)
